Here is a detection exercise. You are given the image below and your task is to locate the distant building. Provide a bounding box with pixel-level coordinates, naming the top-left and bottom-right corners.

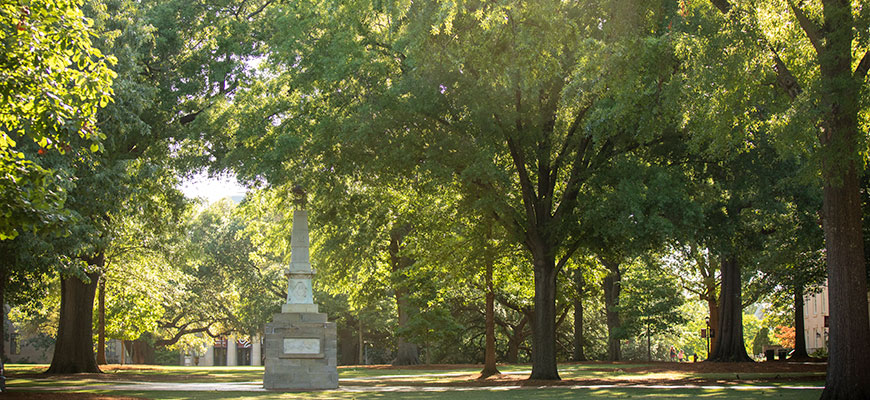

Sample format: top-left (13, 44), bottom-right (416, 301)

top-left (3, 306), bottom-right (52, 364)
top-left (4, 305), bottom-right (130, 365)
top-left (189, 335), bottom-right (262, 366)
top-left (803, 284), bottom-right (829, 354)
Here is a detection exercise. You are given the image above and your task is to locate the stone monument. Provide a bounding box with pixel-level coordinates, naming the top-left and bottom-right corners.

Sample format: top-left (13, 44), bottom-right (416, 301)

top-left (263, 187), bottom-right (338, 390)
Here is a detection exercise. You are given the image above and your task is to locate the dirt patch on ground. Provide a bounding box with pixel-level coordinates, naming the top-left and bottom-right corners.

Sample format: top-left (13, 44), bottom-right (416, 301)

top-left (2, 393), bottom-right (145, 400)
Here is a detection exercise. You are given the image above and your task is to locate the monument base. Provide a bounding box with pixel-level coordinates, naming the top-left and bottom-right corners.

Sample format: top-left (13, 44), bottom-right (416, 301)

top-left (282, 303), bottom-right (319, 313)
top-left (263, 312), bottom-right (338, 390)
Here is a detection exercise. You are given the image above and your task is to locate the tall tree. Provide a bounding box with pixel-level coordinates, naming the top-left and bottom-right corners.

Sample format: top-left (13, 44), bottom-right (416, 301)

top-left (680, 0), bottom-right (869, 394)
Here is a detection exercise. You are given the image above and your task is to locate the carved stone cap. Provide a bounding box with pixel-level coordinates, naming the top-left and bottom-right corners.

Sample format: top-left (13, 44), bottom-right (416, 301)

top-left (292, 185), bottom-right (307, 208)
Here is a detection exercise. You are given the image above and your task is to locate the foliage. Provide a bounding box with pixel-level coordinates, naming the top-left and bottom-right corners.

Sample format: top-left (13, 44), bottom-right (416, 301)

top-left (619, 257), bottom-right (687, 349)
top-left (0, 0), bottom-right (116, 239)
top-left (751, 327), bottom-right (774, 355)
top-left (774, 326), bottom-right (796, 349)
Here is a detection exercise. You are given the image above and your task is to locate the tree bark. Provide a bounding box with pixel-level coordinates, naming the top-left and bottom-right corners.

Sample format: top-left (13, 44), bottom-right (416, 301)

top-left (46, 253), bottom-right (104, 374)
top-left (816, 1), bottom-right (870, 398)
top-left (0, 270), bottom-right (6, 365)
top-left (480, 250), bottom-right (500, 377)
top-left (790, 282), bottom-right (810, 360)
top-left (707, 296), bottom-right (720, 356)
top-left (572, 268), bottom-right (587, 362)
top-left (503, 315), bottom-right (529, 364)
top-left (124, 338), bottom-right (156, 364)
top-left (707, 255), bottom-right (751, 362)
top-left (646, 322), bottom-right (652, 362)
top-left (393, 291), bottom-right (419, 365)
top-left (96, 277), bottom-right (107, 365)
top-left (528, 249), bottom-right (560, 380)
top-left (602, 259), bottom-right (622, 362)
top-left (358, 317), bottom-right (364, 365)
top-left (390, 224), bottom-right (419, 366)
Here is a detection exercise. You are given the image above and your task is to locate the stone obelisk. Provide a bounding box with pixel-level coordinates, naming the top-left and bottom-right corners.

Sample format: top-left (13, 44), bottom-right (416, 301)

top-left (263, 188), bottom-right (338, 390)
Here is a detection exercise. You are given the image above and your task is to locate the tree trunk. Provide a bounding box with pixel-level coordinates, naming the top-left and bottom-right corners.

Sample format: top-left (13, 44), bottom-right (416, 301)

top-left (393, 291), bottom-right (419, 365)
top-left (506, 337), bottom-right (521, 363)
top-left (707, 296), bottom-right (720, 356)
top-left (817, 2), bottom-right (870, 398)
top-left (572, 268), bottom-right (587, 362)
top-left (46, 253), bottom-right (103, 374)
top-left (602, 259), bottom-right (622, 362)
top-left (707, 255), bottom-right (751, 362)
top-left (820, 157), bottom-right (870, 398)
top-left (0, 270), bottom-right (6, 365)
top-left (389, 224), bottom-right (419, 366)
top-left (480, 253), bottom-right (500, 377)
top-left (647, 322), bottom-right (652, 362)
top-left (790, 282), bottom-right (810, 360)
top-left (124, 337), bottom-right (156, 364)
top-left (358, 317), bottom-right (364, 365)
top-left (96, 277), bottom-right (107, 365)
top-left (528, 251), bottom-right (560, 380)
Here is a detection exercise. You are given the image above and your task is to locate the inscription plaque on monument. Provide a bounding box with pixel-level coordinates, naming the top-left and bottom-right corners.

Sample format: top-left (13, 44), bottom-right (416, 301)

top-left (283, 338), bottom-right (321, 354)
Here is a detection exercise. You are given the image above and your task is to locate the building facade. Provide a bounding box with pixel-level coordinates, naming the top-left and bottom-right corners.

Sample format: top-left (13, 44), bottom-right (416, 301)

top-left (191, 335), bottom-right (262, 366)
top-left (803, 284), bottom-right (829, 355)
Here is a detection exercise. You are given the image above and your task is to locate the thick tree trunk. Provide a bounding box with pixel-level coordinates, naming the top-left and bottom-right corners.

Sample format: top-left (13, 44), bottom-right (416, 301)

top-left (46, 253), bottom-right (103, 373)
top-left (480, 255), bottom-right (500, 377)
top-left (707, 255), bottom-right (751, 362)
top-left (124, 339), bottom-right (156, 364)
top-left (572, 268), bottom-right (587, 362)
top-left (820, 162), bottom-right (870, 398)
top-left (528, 251), bottom-right (560, 380)
top-left (790, 282), bottom-right (810, 360)
top-left (707, 297), bottom-right (720, 355)
top-left (389, 224), bottom-right (419, 366)
top-left (504, 316), bottom-right (528, 364)
top-left (817, 2), bottom-right (870, 398)
top-left (338, 324), bottom-right (356, 365)
top-left (96, 277), bottom-right (107, 365)
top-left (393, 291), bottom-right (419, 365)
top-left (602, 260), bottom-right (622, 362)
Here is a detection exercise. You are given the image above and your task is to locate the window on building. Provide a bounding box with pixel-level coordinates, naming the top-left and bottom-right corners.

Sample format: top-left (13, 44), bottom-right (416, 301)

top-left (814, 296), bottom-right (818, 314)
top-left (813, 328), bottom-right (818, 348)
top-left (804, 296), bottom-right (809, 316)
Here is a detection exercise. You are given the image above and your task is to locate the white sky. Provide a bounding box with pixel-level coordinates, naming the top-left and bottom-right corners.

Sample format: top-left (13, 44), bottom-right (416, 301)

top-left (178, 171), bottom-right (248, 203)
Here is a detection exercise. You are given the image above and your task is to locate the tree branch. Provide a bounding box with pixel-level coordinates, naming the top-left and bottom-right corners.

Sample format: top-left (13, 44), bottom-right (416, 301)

top-left (855, 50), bottom-right (870, 81)
top-left (787, 0), bottom-right (823, 55)
top-left (245, 0), bottom-right (274, 19)
top-left (505, 134), bottom-right (539, 230)
top-left (710, 0), bottom-right (731, 13)
top-left (551, 102), bottom-right (594, 193)
top-left (555, 240), bottom-right (582, 275)
top-left (155, 323), bottom-right (214, 347)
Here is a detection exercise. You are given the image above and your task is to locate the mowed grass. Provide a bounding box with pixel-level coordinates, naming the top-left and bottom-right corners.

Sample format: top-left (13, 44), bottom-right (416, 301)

top-left (4, 363), bottom-right (825, 399)
top-left (8, 387), bottom-right (825, 399)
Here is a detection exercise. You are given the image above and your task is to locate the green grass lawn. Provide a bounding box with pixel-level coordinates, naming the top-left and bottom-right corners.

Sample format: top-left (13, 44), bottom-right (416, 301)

top-left (7, 387), bottom-right (824, 399)
top-left (3, 363), bottom-right (825, 399)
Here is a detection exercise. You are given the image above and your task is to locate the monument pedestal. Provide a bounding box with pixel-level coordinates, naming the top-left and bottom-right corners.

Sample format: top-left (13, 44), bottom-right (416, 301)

top-left (263, 312), bottom-right (338, 390)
